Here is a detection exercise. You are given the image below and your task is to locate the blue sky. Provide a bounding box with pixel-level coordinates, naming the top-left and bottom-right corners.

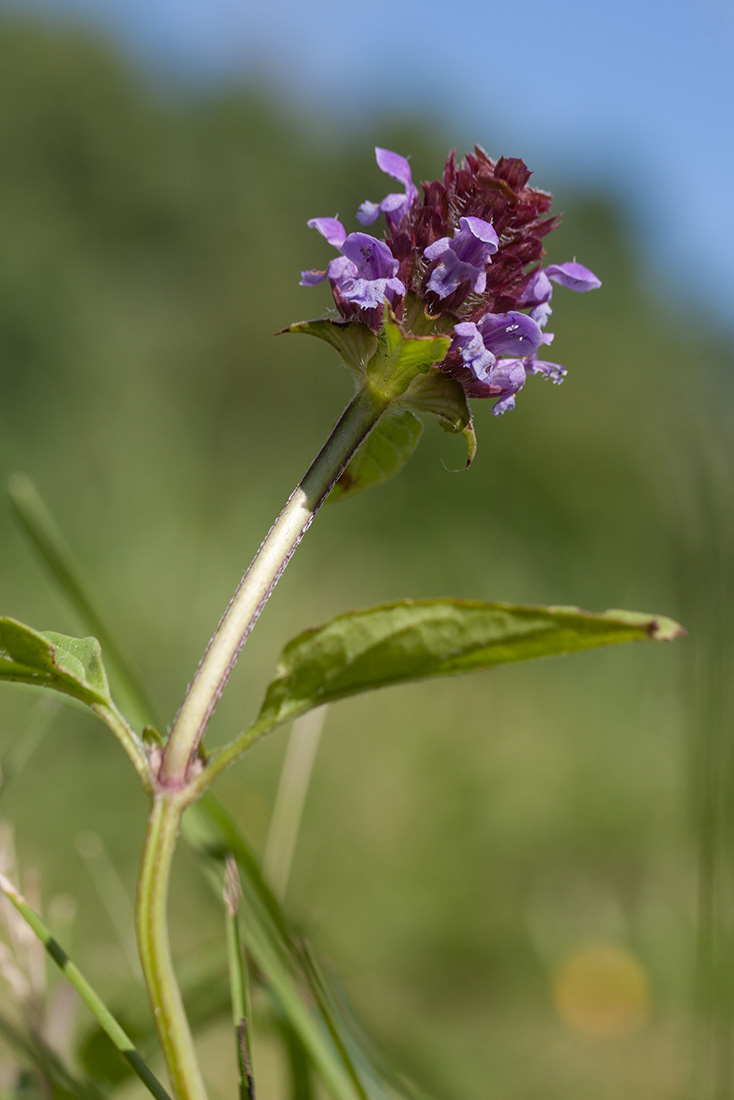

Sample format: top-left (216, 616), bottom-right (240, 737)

top-left (6, 0), bottom-right (733, 328)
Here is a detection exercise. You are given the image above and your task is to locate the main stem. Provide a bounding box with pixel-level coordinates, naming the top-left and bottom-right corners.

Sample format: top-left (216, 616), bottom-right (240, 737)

top-left (139, 384), bottom-right (390, 1100)
top-left (159, 385), bottom-right (389, 787)
top-left (136, 794), bottom-right (207, 1100)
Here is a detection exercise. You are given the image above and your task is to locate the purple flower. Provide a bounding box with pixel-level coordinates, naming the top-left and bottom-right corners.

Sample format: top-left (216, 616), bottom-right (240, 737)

top-left (356, 148), bottom-right (418, 234)
top-left (446, 311), bottom-right (544, 415)
top-left (520, 261), bottom-right (601, 327)
top-left (526, 357), bottom-right (567, 383)
top-left (423, 217), bottom-right (499, 299)
top-left (301, 217), bottom-right (405, 312)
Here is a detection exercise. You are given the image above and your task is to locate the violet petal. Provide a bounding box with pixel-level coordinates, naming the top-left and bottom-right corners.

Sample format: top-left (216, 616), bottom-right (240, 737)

top-left (476, 311), bottom-right (544, 357)
top-left (307, 217), bottom-right (347, 248)
top-left (453, 321), bottom-right (497, 381)
top-left (526, 358), bottom-right (567, 383)
top-left (300, 269), bottom-right (327, 286)
top-left (544, 262), bottom-right (601, 292)
top-left (356, 147), bottom-right (417, 230)
top-left (341, 233), bottom-right (400, 279)
top-left (374, 147), bottom-right (417, 203)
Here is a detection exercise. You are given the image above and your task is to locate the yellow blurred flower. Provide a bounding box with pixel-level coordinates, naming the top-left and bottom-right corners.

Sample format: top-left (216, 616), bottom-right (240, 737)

top-left (552, 942), bottom-right (651, 1038)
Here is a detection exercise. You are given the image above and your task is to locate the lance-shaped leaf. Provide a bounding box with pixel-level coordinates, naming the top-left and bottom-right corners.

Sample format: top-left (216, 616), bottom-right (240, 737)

top-left (0, 617), bottom-right (112, 708)
top-left (279, 318), bottom-right (378, 378)
top-left (328, 410), bottom-right (423, 503)
top-left (256, 600), bottom-right (685, 730)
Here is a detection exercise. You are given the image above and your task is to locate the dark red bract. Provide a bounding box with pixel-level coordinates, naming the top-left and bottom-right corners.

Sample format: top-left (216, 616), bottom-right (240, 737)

top-left (387, 147), bottom-right (558, 322)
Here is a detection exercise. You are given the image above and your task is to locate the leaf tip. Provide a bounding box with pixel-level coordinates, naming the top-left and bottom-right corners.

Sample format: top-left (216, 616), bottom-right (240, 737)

top-left (604, 609), bottom-right (686, 642)
top-left (646, 616), bottom-right (687, 642)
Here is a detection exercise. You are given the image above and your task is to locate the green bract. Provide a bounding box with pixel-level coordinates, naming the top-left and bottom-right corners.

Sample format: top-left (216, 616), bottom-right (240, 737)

top-left (283, 305), bottom-right (476, 489)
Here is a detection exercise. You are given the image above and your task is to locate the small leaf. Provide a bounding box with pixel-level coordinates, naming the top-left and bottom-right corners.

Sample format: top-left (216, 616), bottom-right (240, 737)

top-left (142, 725), bottom-right (163, 747)
top-left (402, 368), bottom-right (476, 466)
top-left (257, 599), bottom-right (685, 729)
top-left (328, 410), bottom-right (423, 503)
top-left (0, 618), bottom-right (111, 708)
top-left (279, 319), bottom-right (377, 377)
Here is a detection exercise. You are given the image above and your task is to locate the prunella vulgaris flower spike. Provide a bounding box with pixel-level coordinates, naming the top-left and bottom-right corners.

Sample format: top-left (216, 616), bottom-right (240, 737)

top-left (298, 145), bottom-right (600, 419)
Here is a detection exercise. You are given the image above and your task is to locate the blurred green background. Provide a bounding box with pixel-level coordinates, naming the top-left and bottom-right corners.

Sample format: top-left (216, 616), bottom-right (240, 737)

top-left (0, 16), bottom-right (732, 1100)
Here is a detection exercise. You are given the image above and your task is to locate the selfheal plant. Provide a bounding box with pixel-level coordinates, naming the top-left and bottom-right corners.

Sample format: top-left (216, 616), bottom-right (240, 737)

top-left (0, 144), bottom-right (682, 1100)
top-left (300, 146), bottom-right (600, 418)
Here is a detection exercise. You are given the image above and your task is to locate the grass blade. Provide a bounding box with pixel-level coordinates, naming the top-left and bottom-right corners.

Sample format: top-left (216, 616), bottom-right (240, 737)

top-left (0, 698), bottom-right (59, 797)
top-left (75, 832), bottom-right (140, 978)
top-left (263, 707), bottom-right (326, 901)
top-left (0, 871), bottom-right (171, 1100)
top-left (0, 1007), bottom-right (101, 1100)
top-left (298, 942), bottom-right (369, 1100)
top-left (224, 856), bottom-right (255, 1100)
top-left (7, 473), bottom-right (158, 730)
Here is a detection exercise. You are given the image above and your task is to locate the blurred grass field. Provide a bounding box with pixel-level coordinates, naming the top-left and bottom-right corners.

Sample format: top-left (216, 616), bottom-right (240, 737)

top-left (0, 17), bottom-right (732, 1100)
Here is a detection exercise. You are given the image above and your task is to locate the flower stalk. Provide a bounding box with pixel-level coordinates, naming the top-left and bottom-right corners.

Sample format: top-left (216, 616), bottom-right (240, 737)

top-left (159, 385), bottom-right (391, 789)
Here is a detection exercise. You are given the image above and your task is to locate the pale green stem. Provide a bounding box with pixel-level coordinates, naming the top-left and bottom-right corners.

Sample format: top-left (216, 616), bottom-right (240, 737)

top-left (159, 386), bottom-right (389, 787)
top-left (136, 795), bottom-right (208, 1100)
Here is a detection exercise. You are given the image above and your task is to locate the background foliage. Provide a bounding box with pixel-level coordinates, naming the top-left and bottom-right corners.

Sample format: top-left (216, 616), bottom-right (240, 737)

top-left (0, 17), bottom-right (732, 1100)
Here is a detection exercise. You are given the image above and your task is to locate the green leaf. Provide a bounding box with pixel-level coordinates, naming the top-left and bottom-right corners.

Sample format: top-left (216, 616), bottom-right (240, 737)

top-left (279, 319), bottom-right (378, 378)
top-left (0, 618), bottom-right (111, 708)
top-left (257, 599), bottom-right (685, 729)
top-left (401, 368), bottom-right (476, 466)
top-left (328, 410), bottom-right (423, 503)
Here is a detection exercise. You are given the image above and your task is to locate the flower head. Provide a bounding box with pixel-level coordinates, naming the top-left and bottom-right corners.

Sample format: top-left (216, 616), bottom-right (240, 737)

top-left (300, 146), bottom-right (600, 414)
